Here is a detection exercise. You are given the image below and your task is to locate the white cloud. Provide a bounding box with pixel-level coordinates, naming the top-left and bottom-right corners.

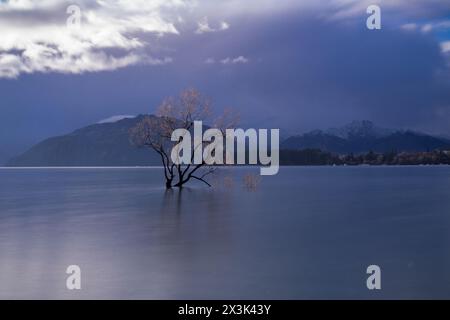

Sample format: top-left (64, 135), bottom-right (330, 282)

top-left (421, 24), bottom-right (433, 33)
top-left (401, 19), bottom-right (450, 34)
top-left (320, 0), bottom-right (450, 22)
top-left (401, 23), bottom-right (417, 31)
top-left (220, 56), bottom-right (249, 64)
top-left (0, 0), bottom-right (186, 78)
top-left (220, 21), bottom-right (230, 31)
top-left (441, 41), bottom-right (450, 54)
top-left (195, 16), bottom-right (229, 34)
top-left (400, 18), bottom-right (450, 45)
top-left (204, 57), bottom-right (215, 64)
top-left (231, 56), bottom-right (249, 64)
top-left (421, 20), bottom-right (450, 33)
top-left (1, 0), bottom-right (449, 78)
top-left (195, 16), bottom-right (214, 34)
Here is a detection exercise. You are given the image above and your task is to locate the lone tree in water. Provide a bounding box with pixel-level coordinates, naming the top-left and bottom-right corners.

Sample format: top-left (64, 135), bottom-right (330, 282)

top-left (129, 89), bottom-right (238, 189)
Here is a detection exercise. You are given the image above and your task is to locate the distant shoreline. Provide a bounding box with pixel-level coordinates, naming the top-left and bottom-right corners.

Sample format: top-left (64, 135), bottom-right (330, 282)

top-left (1, 164), bottom-right (450, 169)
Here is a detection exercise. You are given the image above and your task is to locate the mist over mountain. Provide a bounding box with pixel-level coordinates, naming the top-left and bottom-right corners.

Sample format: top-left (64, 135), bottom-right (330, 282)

top-left (5, 119), bottom-right (450, 167)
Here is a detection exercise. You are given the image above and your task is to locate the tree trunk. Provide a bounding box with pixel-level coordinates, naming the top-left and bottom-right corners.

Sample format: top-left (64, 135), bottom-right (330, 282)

top-left (165, 179), bottom-right (173, 189)
top-left (173, 181), bottom-right (184, 188)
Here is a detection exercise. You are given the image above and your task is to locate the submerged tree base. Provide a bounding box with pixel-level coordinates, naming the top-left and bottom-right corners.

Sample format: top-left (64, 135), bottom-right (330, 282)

top-left (129, 89), bottom-right (234, 189)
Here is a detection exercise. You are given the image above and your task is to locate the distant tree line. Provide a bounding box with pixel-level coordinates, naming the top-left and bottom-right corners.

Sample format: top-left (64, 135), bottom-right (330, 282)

top-left (279, 149), bottom-right (450, 166)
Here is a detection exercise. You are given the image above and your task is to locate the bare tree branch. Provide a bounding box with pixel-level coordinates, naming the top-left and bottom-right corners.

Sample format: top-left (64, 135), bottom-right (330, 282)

top-left (129, 88), bottom-right (237, 189)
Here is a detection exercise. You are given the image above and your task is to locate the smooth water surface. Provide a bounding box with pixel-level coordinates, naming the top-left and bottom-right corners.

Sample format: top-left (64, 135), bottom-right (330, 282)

top-left (0, 166), bottom-right (450, 299)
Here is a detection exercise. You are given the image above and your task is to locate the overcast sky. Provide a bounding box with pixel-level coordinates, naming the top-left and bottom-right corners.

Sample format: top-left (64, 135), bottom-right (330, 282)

top-left (1, 0), bottom-right (450, 159)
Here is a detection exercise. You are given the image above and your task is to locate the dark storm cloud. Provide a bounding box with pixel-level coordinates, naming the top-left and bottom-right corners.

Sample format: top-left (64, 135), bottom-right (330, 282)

top-left (158, 10), bottom-right (450, 133)
top-left (1, 3), bottom-right (450, 161)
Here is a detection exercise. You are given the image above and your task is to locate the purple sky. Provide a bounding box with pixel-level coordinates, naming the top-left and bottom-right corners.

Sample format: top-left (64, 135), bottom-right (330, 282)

top-left (1, 0), bottom-right (450, 161)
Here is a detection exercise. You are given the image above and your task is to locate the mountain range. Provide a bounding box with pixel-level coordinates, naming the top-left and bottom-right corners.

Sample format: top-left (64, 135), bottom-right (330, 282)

top-left (280, 120), bottom-right (450, 154)
top-left (6, 115), bottom-right (160, 167)
top-left (5, 118), bottom-right (450, 166)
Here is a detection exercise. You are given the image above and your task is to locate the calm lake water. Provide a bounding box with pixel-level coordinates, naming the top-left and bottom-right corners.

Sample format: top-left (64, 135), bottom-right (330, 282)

top-left (0, 166), bottom-right (450, 299)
